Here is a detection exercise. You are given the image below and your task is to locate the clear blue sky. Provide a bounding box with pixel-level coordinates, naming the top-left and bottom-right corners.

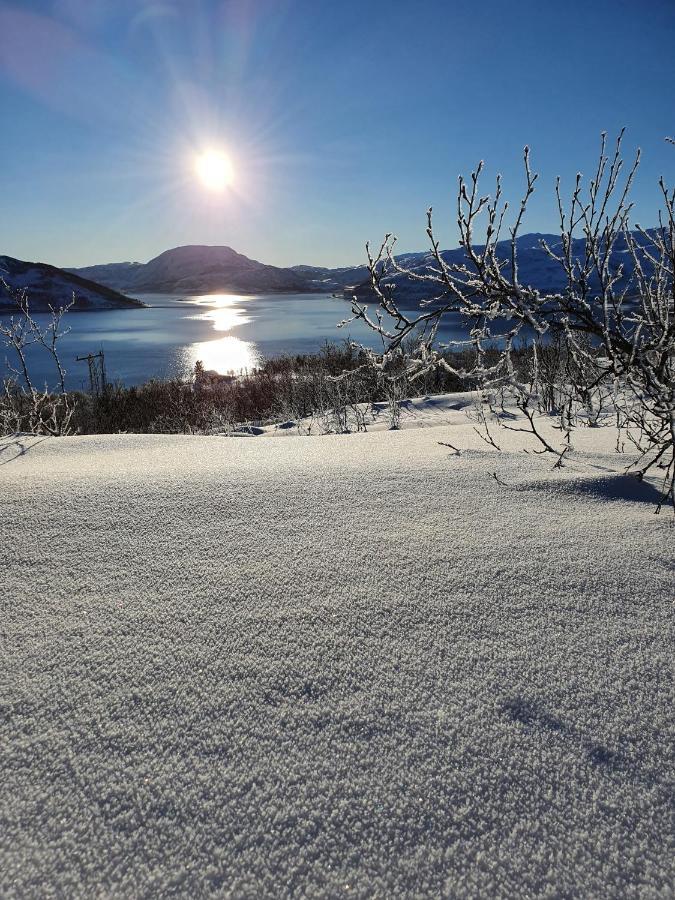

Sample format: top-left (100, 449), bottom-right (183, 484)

top-left (1, 0), bottom-right (674, 268)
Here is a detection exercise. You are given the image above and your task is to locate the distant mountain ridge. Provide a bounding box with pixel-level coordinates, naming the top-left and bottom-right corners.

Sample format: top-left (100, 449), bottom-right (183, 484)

top-left (64, 261), bottom-right (144, 292)
top-left (9, 231), bottom-right (658, 311)
top-left (289, 263), bottom-right (371, 292)
top-left (332, 231), bottom-right (661, 302)
top-left (69, 245), bottom-right (309, 295)
top-left (68, 233), bottom-right (656, 304)
top-left (0, 256), bottom-right (144, 312)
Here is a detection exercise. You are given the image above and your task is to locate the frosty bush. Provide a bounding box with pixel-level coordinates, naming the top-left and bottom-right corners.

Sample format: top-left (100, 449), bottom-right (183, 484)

top-left (344, 131), bottom-right (675, 509)
top-left (0, 283), bottom-right (74, 436)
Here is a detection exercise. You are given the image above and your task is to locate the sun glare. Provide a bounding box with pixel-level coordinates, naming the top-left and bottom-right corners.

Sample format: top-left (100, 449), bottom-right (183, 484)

top-left (195, 151), bottom-right (233, 191)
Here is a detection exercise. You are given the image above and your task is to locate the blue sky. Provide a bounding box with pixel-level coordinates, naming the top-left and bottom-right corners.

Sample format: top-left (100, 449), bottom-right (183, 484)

top-left (1, 0), bottom-right (674, 268)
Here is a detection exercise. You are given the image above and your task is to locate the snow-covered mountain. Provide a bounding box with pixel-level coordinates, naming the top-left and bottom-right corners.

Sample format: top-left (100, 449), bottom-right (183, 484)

top-left (65, 231), bottom-right (661, 303)
top-left (0, 256), bottom-right (145, 312)
top-left (289, 263), bottom-right (371, 292)
top-left (70, 245), bottom-right (310, 294)
top-left (64, 261), bottom-right (144, 292)
top-left (290, 239), bottom-right (572, 297)
top-left (344, 232), bottom-right (659, 302)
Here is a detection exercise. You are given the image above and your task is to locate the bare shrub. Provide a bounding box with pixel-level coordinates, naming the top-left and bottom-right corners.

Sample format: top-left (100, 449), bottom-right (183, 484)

top-left (0, 283), bottom-right (74, 435)
top-left (344, 131), bottom-right (675, 509)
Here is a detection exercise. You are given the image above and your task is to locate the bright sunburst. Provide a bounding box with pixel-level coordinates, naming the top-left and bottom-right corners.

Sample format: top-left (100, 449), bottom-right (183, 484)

top-left (195, 150), bottom-right (233, 191)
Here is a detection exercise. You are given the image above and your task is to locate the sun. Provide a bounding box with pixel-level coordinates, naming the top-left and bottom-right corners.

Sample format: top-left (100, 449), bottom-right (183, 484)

top-left (195, 150), bottom-right (233, 191)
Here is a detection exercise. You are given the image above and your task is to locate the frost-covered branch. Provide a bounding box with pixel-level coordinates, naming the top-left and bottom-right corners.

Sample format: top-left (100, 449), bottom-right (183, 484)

top-left (0, 282), bottom-right (74, 435)
top-left (345, 132), bottom-right (675, 508)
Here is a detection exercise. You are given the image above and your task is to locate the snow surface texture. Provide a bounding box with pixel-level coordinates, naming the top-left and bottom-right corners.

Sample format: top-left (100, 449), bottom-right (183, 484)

top-left (1, 404), bottom-right (673, 898)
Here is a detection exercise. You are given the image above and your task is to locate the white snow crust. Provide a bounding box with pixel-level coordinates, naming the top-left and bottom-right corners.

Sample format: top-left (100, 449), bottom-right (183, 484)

top-left (1, 400), bottom-right (673, 897)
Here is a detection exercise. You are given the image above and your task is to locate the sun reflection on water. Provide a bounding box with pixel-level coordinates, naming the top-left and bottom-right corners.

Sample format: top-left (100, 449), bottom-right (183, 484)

top-left (182, 293), bottom-right (261, 375)
top-left (188, 293), bottom-right (254, 332)
top-left (184, 335), bottom-right (260, 375)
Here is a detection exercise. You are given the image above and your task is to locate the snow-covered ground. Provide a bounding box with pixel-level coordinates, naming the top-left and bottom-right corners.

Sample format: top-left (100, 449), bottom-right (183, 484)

top-left (1, 399), bottom-right (673, 897)
top-left (248, 392), bottom-right (478, 437)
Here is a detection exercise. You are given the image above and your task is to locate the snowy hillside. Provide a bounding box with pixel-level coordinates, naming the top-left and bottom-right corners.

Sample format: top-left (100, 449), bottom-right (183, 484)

top-left (0, 256), bottom-right (145, 312)
top-left (290, 262), bottom-right (371, 292)
top-left (63, 260), bottom-right (144, 292)
top-left (1, 404), bottom-right (672, 897)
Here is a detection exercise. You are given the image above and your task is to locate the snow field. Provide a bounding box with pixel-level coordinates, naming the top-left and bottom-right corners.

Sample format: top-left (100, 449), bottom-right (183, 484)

top-left (1, 405), bottom-right (673, 897)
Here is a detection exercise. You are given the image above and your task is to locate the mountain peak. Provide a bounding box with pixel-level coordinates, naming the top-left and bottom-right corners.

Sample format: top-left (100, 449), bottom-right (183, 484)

top-left (70, 244), bottom-right (310, 294)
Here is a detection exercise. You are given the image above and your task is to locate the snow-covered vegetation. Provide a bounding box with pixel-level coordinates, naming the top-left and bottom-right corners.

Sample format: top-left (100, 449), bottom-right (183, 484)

top-left (0, 321), bottom-right (472, 437)
top-left (346, 132), bottom-right (675, 509)
top-left (1, 412), bottom-right (672, 896)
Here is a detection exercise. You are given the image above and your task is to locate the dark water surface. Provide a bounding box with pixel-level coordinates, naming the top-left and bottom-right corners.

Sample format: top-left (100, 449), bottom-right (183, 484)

top-left (2, 292), bottom-right (467, 390)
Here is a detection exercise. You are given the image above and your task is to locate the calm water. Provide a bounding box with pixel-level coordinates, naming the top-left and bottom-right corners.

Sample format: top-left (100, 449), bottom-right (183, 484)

top-left (3, 292), bottom-right (468, 390)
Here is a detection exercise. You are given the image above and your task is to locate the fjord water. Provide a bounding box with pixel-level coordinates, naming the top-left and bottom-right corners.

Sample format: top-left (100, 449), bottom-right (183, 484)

top-left (6, 293), bottom-right (466, 391)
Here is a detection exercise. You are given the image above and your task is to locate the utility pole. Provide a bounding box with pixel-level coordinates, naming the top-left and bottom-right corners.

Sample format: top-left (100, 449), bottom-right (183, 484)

top-left (76, 351), bottom-right (107, 396)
